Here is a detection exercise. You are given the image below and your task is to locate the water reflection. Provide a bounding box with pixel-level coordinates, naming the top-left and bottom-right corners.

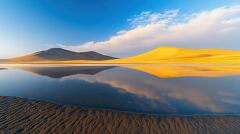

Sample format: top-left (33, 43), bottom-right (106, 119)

top-left (0, 65), bottom-right (240, 115)
top-left (62, 67), bottom-right (240, 113)
top-left (127, 65), bottom-right (240, 78)
top-left (16, 66), bottom-right (115, 78)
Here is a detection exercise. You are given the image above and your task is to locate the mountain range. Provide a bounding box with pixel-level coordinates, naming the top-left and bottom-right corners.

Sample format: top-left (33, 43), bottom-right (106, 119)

top-left (5, 48), bottom-right (116, 62)
top-left (1, 46), bottom-right (240, 64)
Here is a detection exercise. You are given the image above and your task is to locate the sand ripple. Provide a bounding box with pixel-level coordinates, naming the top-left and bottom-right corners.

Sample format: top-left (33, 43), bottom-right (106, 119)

top-left (0, 96), bottom-right (239, 134)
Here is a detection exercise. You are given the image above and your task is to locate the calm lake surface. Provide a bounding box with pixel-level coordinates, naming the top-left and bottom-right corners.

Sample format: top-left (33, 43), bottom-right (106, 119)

top-left (0, 64), bottom-right (240, 115)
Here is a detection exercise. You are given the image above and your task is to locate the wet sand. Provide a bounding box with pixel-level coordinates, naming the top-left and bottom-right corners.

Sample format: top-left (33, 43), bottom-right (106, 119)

top-left (0, 96), bottom-right (239, 134)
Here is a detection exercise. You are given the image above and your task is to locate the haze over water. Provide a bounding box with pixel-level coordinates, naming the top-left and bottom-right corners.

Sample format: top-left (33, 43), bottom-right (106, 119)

top-left (1, 64), bottom-right (240, 115)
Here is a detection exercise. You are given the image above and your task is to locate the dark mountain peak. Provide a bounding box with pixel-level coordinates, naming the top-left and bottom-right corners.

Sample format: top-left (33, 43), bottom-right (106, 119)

top-left (33, 48), bottom-right (66, 55)
top-left (38, 48), bottom-right (73, 54)
top-left (81, 51), bottom-right (99, 54)
top-left (46, 48), bottom-right (67, 52)
top-left (85, 51), bottom-right (96, 53)
top-left (8, 48), bottom-right (117, 62)
top-left (41, 48), bottom-right (108, 56)
top-left (40, 48), bottom-right (99, 55)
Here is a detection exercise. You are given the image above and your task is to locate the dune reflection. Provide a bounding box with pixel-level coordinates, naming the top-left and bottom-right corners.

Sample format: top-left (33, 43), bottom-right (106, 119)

top-left (62, 67), bottom-right (240, 113)
top-left (11, 65), bottom-right (240, 113)
top-left (127, 65), bottom-right (240, 78)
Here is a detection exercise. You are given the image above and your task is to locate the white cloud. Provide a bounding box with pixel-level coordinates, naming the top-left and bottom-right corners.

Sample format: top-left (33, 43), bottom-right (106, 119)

top-left (222, 17), bottom-right (240, 24)
top-left (127, 10), bottom-right (179, 27)
top-left (64, 5), bottom-right (240, 57)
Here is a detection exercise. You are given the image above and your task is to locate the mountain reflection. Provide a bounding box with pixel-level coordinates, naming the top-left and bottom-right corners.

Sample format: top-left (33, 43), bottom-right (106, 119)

top-left (61, 66), bottom-right (240, 113)
top-left (14, 65), bottom-right (240, 78)
top-left (16, 66), bottom-right (115, 78)
top-left (9, 65), bottom-right (240, 114)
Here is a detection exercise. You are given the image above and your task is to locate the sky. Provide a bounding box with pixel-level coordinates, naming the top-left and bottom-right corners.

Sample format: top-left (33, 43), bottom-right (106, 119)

top-left (0, 0), bottom-right (240, 58)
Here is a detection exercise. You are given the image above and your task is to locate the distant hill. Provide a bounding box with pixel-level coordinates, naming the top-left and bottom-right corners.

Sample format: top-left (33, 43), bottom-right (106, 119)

top-left (6, 48), bottom-right (116, 62)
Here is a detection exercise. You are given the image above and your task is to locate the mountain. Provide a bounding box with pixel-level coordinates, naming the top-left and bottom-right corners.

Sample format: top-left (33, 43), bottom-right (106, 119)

top-left (6, 48), bottom-right (116, 62)
top-left (106, 46), bottom-right (240, 64)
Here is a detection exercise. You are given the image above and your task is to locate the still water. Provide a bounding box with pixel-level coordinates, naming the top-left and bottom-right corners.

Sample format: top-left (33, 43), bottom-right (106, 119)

top-left (0, 65), bottom-right (240, 115)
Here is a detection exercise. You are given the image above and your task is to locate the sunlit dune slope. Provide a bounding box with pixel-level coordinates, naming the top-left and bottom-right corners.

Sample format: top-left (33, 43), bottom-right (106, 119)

top-left (127, 65), bottom-right (240, 78)
top-left (106, 46), bottom-right (240, 64)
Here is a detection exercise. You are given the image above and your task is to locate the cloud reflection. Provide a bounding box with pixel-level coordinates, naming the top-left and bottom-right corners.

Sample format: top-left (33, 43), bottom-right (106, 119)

top-left (13, 65), bottom-right (240, 113)
top-left (62, 66), bottom-right (240, 113)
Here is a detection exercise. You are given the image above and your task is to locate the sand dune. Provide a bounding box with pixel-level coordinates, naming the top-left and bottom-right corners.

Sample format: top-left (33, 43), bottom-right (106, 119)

top-left (107, 46), bottom-right (240, 64)
top-left (0, 96), bottom-right (239, 133)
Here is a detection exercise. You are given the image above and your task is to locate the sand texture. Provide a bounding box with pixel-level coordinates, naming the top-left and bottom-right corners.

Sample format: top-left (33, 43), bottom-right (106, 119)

top-left (0, 96), bottom-right (240, 134)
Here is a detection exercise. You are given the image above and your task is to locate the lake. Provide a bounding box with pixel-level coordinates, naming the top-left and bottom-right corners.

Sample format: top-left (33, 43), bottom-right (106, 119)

top-left (0, 64), bottom-right (240, 115)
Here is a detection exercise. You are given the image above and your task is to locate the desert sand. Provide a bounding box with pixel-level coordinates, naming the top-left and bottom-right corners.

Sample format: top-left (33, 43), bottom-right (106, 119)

top-left (0, 96), bottom-right (239, 134)
top-left (111, 46), bottom-right (240, 64)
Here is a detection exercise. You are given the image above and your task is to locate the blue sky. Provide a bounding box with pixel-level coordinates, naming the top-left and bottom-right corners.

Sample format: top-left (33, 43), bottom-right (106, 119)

top-left (0, 0), bottom-right (240, 58)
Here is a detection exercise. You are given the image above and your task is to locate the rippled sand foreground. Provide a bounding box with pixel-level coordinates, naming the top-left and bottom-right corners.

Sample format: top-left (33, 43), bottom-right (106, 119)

top-left (0, 96), bottom-right (239, 133)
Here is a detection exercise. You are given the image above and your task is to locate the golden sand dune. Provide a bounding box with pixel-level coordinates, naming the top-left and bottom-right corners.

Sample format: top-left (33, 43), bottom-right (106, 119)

top-left (0, 96), bottom-right (239, 133)
top-left (127, 65), bottom-right (240, 78)
top-left (107, 46), bottom-right (240, 64)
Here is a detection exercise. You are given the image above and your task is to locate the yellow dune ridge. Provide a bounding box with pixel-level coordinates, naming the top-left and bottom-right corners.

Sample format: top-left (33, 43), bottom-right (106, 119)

top-left (106, 46), bottom-right (240, 64)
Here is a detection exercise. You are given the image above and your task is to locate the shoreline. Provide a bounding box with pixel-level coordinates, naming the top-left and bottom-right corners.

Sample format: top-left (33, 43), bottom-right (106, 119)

top-left (6, 96), bottom-right (240, 117)
top-left (1, 63), bottom-right (240, 68)
top-left (1, 62), bottom-right (240, 65)
top-left (0, 96), bottom-right (239, 133)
